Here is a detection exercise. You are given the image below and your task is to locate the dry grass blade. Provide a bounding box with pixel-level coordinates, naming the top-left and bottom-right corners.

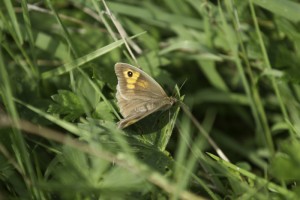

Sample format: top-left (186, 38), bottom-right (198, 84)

top-left (0, 114), bottom-right (206, 200)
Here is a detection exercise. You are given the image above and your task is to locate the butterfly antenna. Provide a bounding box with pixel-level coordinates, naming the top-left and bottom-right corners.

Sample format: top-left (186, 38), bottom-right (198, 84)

top-left (179, 78), bottom-right (187, 92)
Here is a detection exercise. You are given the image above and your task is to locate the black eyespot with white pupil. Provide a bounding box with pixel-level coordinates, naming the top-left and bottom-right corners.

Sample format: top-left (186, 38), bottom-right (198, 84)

top-left (127, 71), bottom-right (133, 77)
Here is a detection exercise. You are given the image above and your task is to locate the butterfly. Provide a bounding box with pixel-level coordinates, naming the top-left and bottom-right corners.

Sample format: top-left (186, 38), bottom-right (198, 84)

top-left (115, 63), bottom-right (177, 129)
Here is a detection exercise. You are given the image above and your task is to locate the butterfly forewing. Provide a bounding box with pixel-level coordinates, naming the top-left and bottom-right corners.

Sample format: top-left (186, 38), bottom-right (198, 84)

top-left (115, 63), bottom-right (168, 100)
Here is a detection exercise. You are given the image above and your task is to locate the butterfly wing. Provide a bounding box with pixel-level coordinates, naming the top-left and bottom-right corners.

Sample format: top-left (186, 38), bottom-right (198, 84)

top-left (116, 95), bottom-right (171, 129)
top-left (115, 63), bottom-right (169, 117)
top-left (115, 63), bottom-right (167, 98)
top-left (115, 63), bottom-right (173, 128)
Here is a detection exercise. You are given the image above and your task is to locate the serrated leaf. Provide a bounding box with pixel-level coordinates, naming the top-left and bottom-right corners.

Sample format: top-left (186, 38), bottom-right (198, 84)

top-left (48, 90), bottom-right (84, 121)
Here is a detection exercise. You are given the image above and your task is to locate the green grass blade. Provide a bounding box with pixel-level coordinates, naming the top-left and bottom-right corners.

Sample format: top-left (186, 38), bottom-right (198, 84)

top-left (41, 32), bottom-right (145, 79)
top-left (253, 0), bottom-right (300, 22)
top-left (3, 0), bottom-right (23, 44)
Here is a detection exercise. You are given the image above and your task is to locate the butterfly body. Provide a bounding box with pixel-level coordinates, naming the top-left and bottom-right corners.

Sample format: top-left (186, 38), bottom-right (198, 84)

top-left (115, 63), bottom-right (176, 129)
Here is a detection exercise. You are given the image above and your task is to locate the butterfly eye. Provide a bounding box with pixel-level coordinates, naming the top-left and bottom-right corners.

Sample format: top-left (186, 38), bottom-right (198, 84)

top-left (127, 71), bottom-right (133, 77)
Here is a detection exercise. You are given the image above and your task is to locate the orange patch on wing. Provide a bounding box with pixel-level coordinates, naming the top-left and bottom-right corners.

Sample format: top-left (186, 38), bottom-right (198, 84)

top-left (127, 78), bottom-right (137, 84)
top-left (127, 84), bottom-right (135, 89)
top-left (137, 80), bottom-right (149, 88)
top-left (123, 69), bottom-right (140, 85)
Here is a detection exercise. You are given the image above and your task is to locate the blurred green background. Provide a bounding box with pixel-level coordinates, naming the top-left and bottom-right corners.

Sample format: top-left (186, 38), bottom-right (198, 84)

top-left (1, 0), bottom-right (300, 199)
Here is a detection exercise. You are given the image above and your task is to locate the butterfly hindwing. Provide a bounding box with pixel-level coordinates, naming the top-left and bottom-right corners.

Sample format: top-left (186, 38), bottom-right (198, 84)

top-left (117, 100), bottom-right (168, 129)
top-left (117, 88), bottom-right (169, 118)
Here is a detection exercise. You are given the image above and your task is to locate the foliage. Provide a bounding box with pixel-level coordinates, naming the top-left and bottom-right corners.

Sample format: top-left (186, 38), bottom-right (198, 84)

top-left (1, 0), bottom-right (300, 199)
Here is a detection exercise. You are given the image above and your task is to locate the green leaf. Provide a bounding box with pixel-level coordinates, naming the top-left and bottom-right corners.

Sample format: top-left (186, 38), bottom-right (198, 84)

top-left (44, 147), bottom-right (151, 199)
top-left (93, 101), bottom-right (116, 121)
top-left (48, 90), bottom-right (84, 121)
top-left (76, 76), bottom-right (101, 109)
top-left (270, 140), bottom-right (300, 181)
